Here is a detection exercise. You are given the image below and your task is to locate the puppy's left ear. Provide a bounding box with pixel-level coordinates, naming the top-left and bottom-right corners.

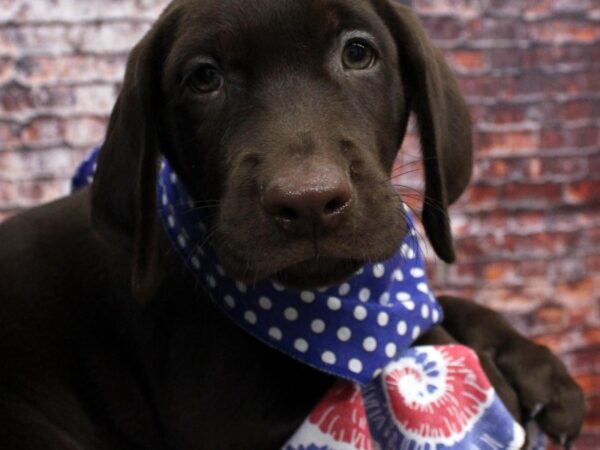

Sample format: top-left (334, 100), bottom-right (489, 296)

top-left (91, 8), bottom-right (180, 302)
top-left (377, 1), bottom-right (474, 263)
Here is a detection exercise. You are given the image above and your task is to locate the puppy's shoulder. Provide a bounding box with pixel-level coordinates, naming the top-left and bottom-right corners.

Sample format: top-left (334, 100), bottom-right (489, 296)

top-left (0, 187), bottom-right (131, 320)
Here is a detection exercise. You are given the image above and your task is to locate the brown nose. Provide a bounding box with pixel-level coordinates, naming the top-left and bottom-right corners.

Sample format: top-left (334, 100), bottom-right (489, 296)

top-left (262, 168), bottom-right (352, 236)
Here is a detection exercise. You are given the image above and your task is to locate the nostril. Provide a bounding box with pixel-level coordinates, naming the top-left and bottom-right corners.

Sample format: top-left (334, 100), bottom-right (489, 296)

top-left (277, 207), bottom-right (299, 222)
top-left (324, 197), bottom-right (349, 215)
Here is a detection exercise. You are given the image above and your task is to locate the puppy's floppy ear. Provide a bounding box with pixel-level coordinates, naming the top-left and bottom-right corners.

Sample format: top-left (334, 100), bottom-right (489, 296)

top-left (91, 8), bottom-right (180, 301)
top-left (378, 1), bottom-right (473, 263)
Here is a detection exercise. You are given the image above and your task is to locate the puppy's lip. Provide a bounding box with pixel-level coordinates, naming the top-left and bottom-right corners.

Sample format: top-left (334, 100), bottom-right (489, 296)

top-left (269, 256), bottom-right (364, 290)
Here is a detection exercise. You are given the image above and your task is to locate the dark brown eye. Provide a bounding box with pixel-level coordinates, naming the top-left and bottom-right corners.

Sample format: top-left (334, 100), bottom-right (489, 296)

top-left (188, 64), bottom-right (223, 93)
top-left (342, 39), bottom-right (376, 70)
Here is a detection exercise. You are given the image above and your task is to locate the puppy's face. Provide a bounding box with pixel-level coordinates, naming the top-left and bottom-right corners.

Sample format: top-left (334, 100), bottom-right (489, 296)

top-left (161, 0), bottom-right (408, 287)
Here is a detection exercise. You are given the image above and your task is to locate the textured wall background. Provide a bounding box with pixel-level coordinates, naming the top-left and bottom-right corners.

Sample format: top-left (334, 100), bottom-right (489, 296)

top-left (0, 0), bottom-right (598, 448)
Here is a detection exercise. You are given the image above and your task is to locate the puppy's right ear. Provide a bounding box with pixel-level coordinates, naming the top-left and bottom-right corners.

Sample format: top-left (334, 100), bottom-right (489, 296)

top-left (91, 8), bottom-right (180, 301)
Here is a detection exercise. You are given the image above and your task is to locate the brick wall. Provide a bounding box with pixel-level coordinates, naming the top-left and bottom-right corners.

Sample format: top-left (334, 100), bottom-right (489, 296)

top-left (0, 0), bottom-right (598, 448)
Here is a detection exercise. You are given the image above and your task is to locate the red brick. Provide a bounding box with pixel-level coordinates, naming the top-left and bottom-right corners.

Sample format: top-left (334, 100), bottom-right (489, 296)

top-left (457, 185), bottom-right (498, 208)
top-left (529, 20), bottom-right (600, 44)
top-left (565, 181), bottom-right (600, 205)
top-left (517, 260), bottom-right (549, 278)
top-left (0, 56), bottom-right (15, 83)
top-left (0, 120), bottom-right (21, 151)
top-left (16, 177), bottom-right (69, 206)
top-left (17, 54), bottom-right (127, 85)
top-left (20, 116), bottom-right (65, 148)
top-left (0, 82), bottom-right (33, 114)
top-left (475, 130), bottom-right (539, 156)
top-left (419, 17), bottom-right (465, 42)
top-left (574, 374), bottom-right (600, 395)
top-left (555, 278), bottom-right (597, 306)
top-left (448, 50), bottom-right (489, 73)
top-left (534, 304), bottom-right (567, 329)
top-left (0, 179), bottom-right (17, 204)
top-left (558, 99), bottom-right (597, 121)
top-left (415, 0), bottom-right (484, 19)
top-left (523, 0), bottom-right (554, 20)
top-left (482, 261), bottom-right (520, 285)
top-left (540, 128), bottom-right (564, 148)
top-left (501, 183), bottom-right (562, 205)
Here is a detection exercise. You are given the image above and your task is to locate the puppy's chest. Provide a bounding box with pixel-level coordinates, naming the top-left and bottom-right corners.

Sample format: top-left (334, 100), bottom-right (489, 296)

top-left (148, 286), bottom-right (333, 449)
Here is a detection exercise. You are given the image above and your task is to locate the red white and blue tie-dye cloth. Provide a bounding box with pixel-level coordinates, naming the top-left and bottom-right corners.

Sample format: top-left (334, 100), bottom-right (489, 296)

top-left (73, 148), bottom-right (542, 450)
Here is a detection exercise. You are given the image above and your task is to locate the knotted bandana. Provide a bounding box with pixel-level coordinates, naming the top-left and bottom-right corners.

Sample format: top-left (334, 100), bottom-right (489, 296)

top-left (74, 147), bottom-right (536, 450)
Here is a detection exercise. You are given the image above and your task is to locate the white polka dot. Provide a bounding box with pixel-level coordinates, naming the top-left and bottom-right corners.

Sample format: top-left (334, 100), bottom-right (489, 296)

top-left (191, 256), bottom-right (201, 269)
top-left (373, 263), bottom-right (385, 278)
top-left (258, 296), bottom-right (272, 310)
top-left (170, 172), bottom-right (178, 183)
top-left (268, 327), bottom-right (282, 341)
top-left (397, 320), bottom-right (407, 335)
top-left (236, 281), bottom-right (247, 293)
top-left (410, 267), bottom-right (425, 278)
top-left (412, 326), bottom-right (421, 340)
top-left (354, 305), bottom-right (367, 320)
top-left (321, 351), bottom-right (336, 365)
top-left (161, 193), bottom-right (168, 206)
top-left (432, 308), bottom-right (440, 323)
top-left (224, 295), bottom-right (235, 309)
top-left (284, 307), bottom-right (298, 321)
top-left (359, 288), bottom-right (370, 302)
top-left (348, 358), bottom-right (363, 374)
top-left (421, 304), bottom-right (430, 319)
top-left (385, 342), bottom-right (397, 358)
top-left (373, 368), bottom-right (383, 378)
top-left (377, 311), bottom-right (389, 327)
top-left (379, 292), bottom-right (390, 306)
top-left (363, 336), bottom-right (377, 352)
top-left (417, 282), bottom-right (429, 294)
top-left (311, 319), bottom-right (326, 334)
top-left (301, 291), bottom-right (315, 303)
top-left (396, 292), bottom-right (411, 302)
top-left (294, 338), bottom-right (309, 353)
top-left (167, 215), bottom-right (175, 228)
top-left (327, 296), bottom-right (342, 311)
top-left (355, 267), bottom-right (364, 275)
top-left (177, 234), bottom-right (187, 248)
top-left (401, 299), bottom-right (415, 311)
top-left (393, 269), bottom-right (404, 281)
top-left (216, 265), bottom-right (225, 276)
top-left (272, 282), bottom-right (285, 291)
top-left (244, 311), bottom-right (257, 325)
top-left (401, 243), bottom-right (416, 259)
top-left (206, 275), bottom-right (216, 288)
top-left (338, 283), bottom-right (351, 296)
top-left (337, 327), bottom-right (352, 342)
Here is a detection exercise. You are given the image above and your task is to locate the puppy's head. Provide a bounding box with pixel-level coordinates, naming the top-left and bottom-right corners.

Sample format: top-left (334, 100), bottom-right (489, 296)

top-left (91, 0), bottom-right (472, 297)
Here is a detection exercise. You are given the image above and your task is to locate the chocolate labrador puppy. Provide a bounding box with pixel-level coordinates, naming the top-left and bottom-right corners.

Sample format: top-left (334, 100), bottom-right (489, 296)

top-left (0, 0), bottom-right (584, 449)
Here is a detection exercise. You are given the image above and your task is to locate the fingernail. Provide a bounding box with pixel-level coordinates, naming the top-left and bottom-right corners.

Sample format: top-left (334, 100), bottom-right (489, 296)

top-left (529, 403), bottom-right (544, 420)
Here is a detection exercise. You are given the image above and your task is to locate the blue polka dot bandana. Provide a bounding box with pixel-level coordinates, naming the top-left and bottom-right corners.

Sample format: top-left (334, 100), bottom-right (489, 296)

top-left (157, 158), bottom-right (443, 384)
top-left (74, 147), bottom-right (536, 450)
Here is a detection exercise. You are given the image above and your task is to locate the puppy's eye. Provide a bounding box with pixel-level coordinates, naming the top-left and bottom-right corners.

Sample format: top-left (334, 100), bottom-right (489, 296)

top-left (188, 64), bottom-right (223, 93)
top-left (342, 39), bottom-right (376, 70)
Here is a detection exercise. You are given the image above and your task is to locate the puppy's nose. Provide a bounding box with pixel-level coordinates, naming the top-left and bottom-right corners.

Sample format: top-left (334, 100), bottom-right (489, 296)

top-left (262, 169), bottom-right (352, 235)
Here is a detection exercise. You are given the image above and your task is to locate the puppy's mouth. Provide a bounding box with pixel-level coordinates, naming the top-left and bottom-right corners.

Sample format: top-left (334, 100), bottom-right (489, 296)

top-left (271, 257), bottom-right (364, 290)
